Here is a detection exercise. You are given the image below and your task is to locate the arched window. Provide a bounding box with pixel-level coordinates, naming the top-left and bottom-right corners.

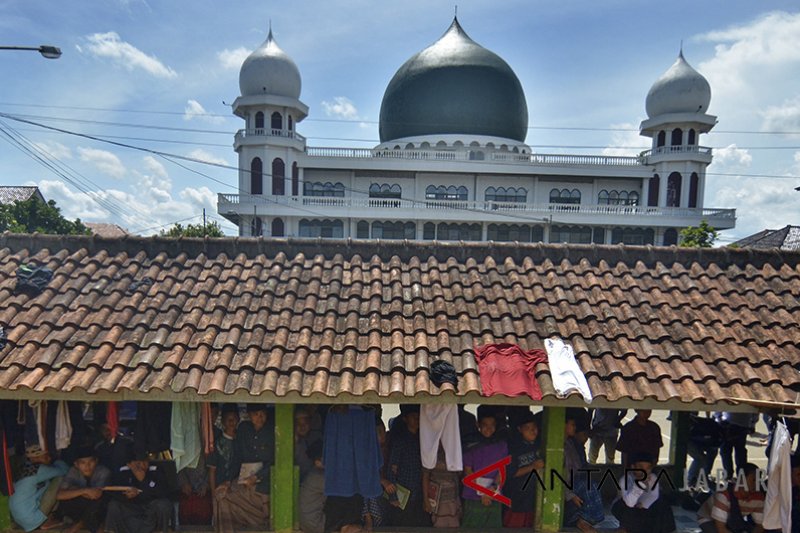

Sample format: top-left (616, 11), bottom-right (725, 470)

top-left (255, 112), bottom-right (264, 130)
top-left (487, 224), bottom-right (533, 242)
top-left (298, 219), bottom-right (343, 238)
top-left (657, 131), bottom-right (666, 148)
top-left (609, 190), bottom-right (619, 204)
top-left (663, 228), bottom-right (679, 246)
top-left (371, 221), bottom-right (416, 240)
top-left (436, 223), bottom-right (481, 241)
top-left (272, 158), bottom-right (285, 196)
top-left (611, 227), bottom-right (655, 245)
top-left (356, 221), bottom-right (369, 239)
top-left (549, 225), bottom-right (592, 244)
top-left (425, 185), bottom-right (468, 201)
top-left (423, 222), bottom-right (436, 240)
top-left (648, 175), bottom-right (659, 206)
top-left (405, 143), bottom-right (415, 150)
top-left (291, 162), bottom-right (299, 196)
top-left (288, 116), bottom-right (293, 131)
top-left (629, 192), bottom-right (640, 206)
top-left (667, 172), bottom-right (682, 207)
top-left (250, 157), bottom-right (263, 195)
top-left (688, 172), bottom-right (699, 208)
top-left (598, 190), bottom-right (609, 204)
top-left (550, 188), bottom-right (580, 209)
top-left (671, 128), bottom-right (683, 147)
top-left (304, 181), bottom-right (345, 198)
top-left (271, 218), bottom-right (284, 237)
top-left (369, 183), bottom-right (401, 207)
top-left (688, 129), bottom-right (696, 145)
top-left (251, 217), bottom-right (262, 237)
top-left (436, 140), bottom-right (447, 148)
top-left (271, 111), bottom-right (282, 130)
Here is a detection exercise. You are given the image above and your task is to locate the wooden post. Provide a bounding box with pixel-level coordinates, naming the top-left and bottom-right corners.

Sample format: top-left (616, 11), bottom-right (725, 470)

top-left (273, 404), bottom-right (294, 533)
top-left (538, 406), bottom-right (565, 533)
top-left (0, 494), bottom-right (10, 530)
top-left (669, 410), bottom-right (691, 486)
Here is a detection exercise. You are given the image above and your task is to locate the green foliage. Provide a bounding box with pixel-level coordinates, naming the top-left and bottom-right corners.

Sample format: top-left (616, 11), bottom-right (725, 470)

top-left (679, 220), bottom-right (718, 248)
top-left (0, 198), bottom-right (89, 235)
top-left (159, 220), bottom-right (224, 238)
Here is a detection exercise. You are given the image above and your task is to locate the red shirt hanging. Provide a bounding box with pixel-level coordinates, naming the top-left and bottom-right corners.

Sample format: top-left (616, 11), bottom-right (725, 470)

top-left (474, 343), bottom-right (547, 400)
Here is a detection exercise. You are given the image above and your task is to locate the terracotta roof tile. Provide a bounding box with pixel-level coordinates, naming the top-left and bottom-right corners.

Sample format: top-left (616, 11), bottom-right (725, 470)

top-left (1, 234), bottom-right (799, 406)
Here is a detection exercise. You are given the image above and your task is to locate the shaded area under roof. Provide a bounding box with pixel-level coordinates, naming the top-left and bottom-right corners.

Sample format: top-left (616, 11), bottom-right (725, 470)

top-left (0, 233), bottom-right (798, 409)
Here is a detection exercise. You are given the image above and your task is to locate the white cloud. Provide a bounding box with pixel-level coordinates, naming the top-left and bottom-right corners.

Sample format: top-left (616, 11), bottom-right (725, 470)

top-left (761, 96), bottom-right (800, 133)
top-left (33, 141), bottom-right (71, 160)
top-left (183, 99), bottom-right (225, 124)
top-left (711, 144), bottom-right (752, 168)
top-left (709, 175), bottom-right (800, 238)
top-left (79, 32), bottom-right (177, 78)
top-left (143, 155), bottom-right (168, 179)
top-left (77, 147), bottom-right (126, 179)
top-left (601, 122), bottom-right (647, 157)
top-left (36, 180), bottom-right (111, 221)
top-left (217, 47), bottom-right (250, 70)
top-left (187, 149), bottom-right (230, 167)
top-left (321, 96), bottom-right (360, 120)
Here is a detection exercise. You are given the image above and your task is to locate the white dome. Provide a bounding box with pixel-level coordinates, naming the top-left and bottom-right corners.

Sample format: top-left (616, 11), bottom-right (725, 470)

top-left (239, 29), bottom-right (301, 98)
top-left (645, 51), bottom-right (711, 118)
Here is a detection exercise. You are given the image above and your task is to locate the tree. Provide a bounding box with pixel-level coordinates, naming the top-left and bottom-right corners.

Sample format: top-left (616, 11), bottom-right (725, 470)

top-left (0, 197), bottom-right (89, 235)
top-left (159, 220), bottom-right (225, 238)
top-left (679, 220), bottom-right (718, 248)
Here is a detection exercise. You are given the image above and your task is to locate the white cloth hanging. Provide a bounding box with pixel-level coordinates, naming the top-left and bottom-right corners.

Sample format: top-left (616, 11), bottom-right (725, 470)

top-left (419, 404), bottom-right (463, 471)
top-left (763, 420), bottom-right (792, 532)
top-left (27, 400), bottom-right (47, 451)
top-left (54, 401), bottom-right (72, 450)
top-left (544, 338), bottom-right (593, 403)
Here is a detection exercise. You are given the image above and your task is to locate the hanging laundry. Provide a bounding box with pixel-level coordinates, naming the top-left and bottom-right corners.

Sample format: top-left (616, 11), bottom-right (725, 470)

top-left (15, 264), bottom-right (54, 295)
top-left (54, 401), bottom-right (72, 450)
top-left (106, 401), bottom-right (119, 443)
top-left (126, 276), bottom-right (154, 294)
top-left (474, 343), bottom-right (547, 400)
top-left (26, 401), bottom-right (47, 452)
top-left (134, 402), bottom-right (172, 456)
top-left (323, 406), bottom-right (383, 498)
top-left (200, 403), bottom-right (215, 456)
top-left (763, 420), bottom-right (792, 532)
top-left (171, 402), bottom-right (201, 472)
top-left (430, 360), bottom-right (458, 390)
top-left (544, 338), bottom-right (593, 403)
top-left (420, 404), bottom-right (462, 471)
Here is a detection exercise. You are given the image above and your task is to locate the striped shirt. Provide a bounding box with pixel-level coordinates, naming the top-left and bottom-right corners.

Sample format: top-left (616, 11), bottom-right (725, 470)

top-left (697, 489), bottom-right (765, 525)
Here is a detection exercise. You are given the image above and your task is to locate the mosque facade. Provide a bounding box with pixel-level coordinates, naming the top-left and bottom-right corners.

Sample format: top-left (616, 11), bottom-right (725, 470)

top-left (217, 19), bottom-right (736, 245)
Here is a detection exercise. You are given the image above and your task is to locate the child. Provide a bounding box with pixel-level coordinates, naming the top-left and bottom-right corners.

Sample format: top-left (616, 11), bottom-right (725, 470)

top-left (461, 406), bottom-right (508, 528)
top-left (504, 410), bottom-right (543, 527)
top-left (564, 413), bottom-right (604, 532)
top-left (612, 453), bottom-right (676, 533)
top-left (422, 443), bottom-right (462, 527)
top-left (387, 405), bottom-right (430, 526)
top-left (299, 440), bottom-right (326, 533)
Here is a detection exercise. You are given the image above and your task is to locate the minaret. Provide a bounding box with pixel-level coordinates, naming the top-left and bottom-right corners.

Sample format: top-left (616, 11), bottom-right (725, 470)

top-left (639, 50), bottom-right (716, 244)
top-left (232, 26), bottom-right (308, 237)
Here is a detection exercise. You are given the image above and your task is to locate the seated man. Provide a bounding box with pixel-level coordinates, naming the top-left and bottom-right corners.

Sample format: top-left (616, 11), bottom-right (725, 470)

top-left (611, 453), bottom-right (676, 533)
top-left (55, 447), bottom-right (111, 533)
top-left (105, 447), bottom-right (173, 533)
top-left (9, 445), bottom-right (69, 532)
top-left (697, 462), bottom-right (765, 533)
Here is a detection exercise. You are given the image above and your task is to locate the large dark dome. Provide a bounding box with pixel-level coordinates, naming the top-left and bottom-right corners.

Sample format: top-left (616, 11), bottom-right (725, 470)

top-left (379, 18), bottom-right (528, 143)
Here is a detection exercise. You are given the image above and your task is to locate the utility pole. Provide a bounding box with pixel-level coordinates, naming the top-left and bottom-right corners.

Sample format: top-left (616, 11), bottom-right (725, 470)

top-left (203, 208), bottom-right (207, 236)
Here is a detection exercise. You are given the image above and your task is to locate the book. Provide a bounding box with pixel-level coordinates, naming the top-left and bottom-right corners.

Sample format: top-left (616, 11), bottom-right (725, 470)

top-left (383, 483), bottom-right (411, 511)
top-left (238, 462), bottom-right (263, 483)
top-left (427, 481), bottom-right (441, 513)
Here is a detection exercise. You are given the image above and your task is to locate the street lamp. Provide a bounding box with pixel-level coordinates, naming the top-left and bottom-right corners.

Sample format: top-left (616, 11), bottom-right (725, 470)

top-left (0, 45), bottom-right (62, 59)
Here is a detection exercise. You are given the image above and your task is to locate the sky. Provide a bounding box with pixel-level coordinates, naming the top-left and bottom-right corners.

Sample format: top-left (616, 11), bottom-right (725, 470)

top-left (1, 0), bottom-right (799, 242)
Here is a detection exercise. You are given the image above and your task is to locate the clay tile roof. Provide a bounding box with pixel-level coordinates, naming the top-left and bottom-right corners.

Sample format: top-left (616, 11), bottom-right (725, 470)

top-left (85, 223), bottom-right (129, 239)
top-left (1, 232), bottom-right (799, 407)
top-left (0, 186), bottom-right (44, 205)
top-left (733, 225), bottom-right (800, 251)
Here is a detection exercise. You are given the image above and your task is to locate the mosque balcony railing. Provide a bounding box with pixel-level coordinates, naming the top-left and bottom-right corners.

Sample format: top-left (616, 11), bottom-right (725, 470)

top-left (639, 145), bottom-right (713, 158)
top-left (304, 147), bottom-right (643, 167)
top-left (218, 193), bottom-right (736, 223)
top-left (235, 128), bottom-right (306, 143)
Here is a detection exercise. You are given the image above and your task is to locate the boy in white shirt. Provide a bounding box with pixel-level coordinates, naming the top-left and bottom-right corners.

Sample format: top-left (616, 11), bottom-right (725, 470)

top-left (611, 453), bottom-right (676, 533)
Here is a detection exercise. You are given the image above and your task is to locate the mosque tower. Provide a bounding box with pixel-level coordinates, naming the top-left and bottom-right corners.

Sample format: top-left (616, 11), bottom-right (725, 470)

top-left (232, 26), bottom-right (307, 237)
top-left (639, 50), bottom-right (716, 245)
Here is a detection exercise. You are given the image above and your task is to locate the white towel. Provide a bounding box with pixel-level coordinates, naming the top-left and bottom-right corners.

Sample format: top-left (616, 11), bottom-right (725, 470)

top-left (544, 338), bottom-right (593, 402)
top-left (420, 404), bottom-right (463, 471)
top-left (55, 401), bottom-right (72, 450)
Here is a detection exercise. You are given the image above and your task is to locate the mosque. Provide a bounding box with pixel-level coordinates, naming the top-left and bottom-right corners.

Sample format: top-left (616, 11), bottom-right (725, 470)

top-left (217, 18), bottom-right (736, 245)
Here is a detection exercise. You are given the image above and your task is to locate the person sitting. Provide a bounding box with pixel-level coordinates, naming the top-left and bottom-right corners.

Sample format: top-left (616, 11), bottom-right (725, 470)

top-left (697, 462), bottom-right (765, 533)
top-left (295, 407), bottom-right (320, 483)
top-left (616, 410), bottom-right (663, 469)
top-left (177, 457), bottom-right (212, 526)
top-left (215, 403), bottom-right (273, 533)
top-left (298, 440), bottom-right (326, 533)
top-left (105, 447), bottom-right (173, 533)
top-left (564, 413), bottom-right (604, 532)
top-left (611, 452), bottom-right (676, 533)
top-left (9, 445), bottom-right (69, 532)
top-left (55, 447), bottom-right (111, 533)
